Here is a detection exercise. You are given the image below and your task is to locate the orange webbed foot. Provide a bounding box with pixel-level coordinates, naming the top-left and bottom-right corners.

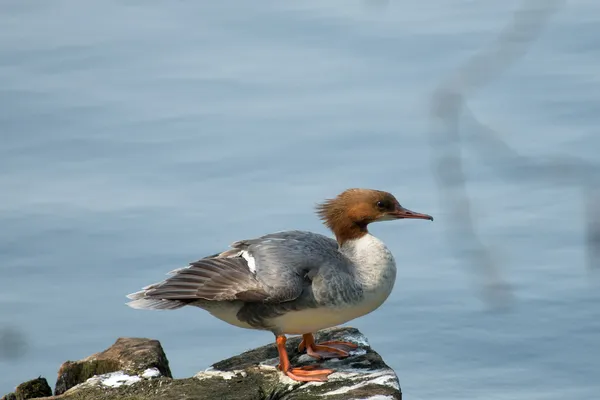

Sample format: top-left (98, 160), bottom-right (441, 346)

top-left (284, 365), bottom-right (335, 382)
top-left (298, 334), bottom-right (359, 360)
top-left (276, 335), bottom-right (335, 382)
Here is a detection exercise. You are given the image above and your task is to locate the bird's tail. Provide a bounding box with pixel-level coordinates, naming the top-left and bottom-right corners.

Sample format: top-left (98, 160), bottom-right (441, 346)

top-left (126, 289), bottom-right (188, 310)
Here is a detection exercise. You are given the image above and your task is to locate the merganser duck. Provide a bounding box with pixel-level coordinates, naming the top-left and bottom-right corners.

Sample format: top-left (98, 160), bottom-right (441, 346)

top-left (127, 188), bottom-right (433, 382)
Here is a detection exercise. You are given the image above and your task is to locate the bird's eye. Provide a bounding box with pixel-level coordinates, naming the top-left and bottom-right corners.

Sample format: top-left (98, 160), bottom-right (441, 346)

top-left (376, 201), bottom-right (386, 209)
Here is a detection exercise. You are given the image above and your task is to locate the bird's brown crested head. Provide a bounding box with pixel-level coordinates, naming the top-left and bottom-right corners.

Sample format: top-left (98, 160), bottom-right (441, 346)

top-left (316, 188), bottom-right (433, 244)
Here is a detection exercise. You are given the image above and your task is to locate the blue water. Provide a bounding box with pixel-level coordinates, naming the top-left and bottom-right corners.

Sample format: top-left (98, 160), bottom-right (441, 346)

top-left (2, 1), bottom-right (600, 398)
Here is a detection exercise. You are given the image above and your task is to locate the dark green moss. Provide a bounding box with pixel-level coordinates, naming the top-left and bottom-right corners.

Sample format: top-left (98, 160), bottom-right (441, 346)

top-left (7, 327), bottom-right (401, 400)
top-left (54, 337), bottom-right (172, 395)
top-left (281, 383), bottom-right (401, 400)
top-left (14, 377), bottom-right (52, 399)
top-left (55, 359), bottom-right (121, 395)
top-left (103, 338), bottom-right (171, 378)
top-left (60, 375), bottom-right (275, 400)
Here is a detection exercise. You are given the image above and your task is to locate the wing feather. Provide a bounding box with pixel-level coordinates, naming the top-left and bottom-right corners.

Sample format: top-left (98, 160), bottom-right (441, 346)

top-left (127, 230), bottom-right (347, 311)
top-left (130, 257), bottom-right (270, 303)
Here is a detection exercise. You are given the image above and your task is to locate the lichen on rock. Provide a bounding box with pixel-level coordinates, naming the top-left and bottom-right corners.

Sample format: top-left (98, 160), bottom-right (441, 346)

top-left (203, 327), bottom-right (401, 400)
top-left (2, 327), bottom-right (401, 400)
top-left (2, 377), bottom-right (52, 400)
top-left (54, 337), bottom-right (171, 395)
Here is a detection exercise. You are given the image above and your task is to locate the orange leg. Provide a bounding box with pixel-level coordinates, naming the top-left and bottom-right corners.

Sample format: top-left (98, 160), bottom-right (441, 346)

top-left (297, 333), bottom-right (358, 360)
top-left (276, 335), bottom-right (334, 382)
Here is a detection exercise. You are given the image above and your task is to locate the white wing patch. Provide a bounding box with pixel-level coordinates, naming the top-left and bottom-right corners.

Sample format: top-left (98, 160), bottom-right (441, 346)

top-left (239, 250), bottom-right (257, 274)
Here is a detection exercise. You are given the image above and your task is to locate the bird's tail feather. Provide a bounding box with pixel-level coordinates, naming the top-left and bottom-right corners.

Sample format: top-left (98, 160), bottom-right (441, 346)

top-left (126, 290), bottom-right (188, 310)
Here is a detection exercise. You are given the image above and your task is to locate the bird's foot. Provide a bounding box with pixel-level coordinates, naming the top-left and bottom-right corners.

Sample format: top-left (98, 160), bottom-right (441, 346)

top-left (298, 334), bottom-right (359, 360)
top-left (279, 364), bottom-right (334, 382)
top-left (276, 334), bottom-right (334, 382)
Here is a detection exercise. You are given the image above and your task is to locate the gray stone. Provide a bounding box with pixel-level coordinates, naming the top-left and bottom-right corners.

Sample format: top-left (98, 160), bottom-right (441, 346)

top-left (8, 377), bottom-right (52, 400)
top-left (204, 326), bottom-right (402, 400)
top-left (4, 327), bottom-right (401, 400)
top-left (54, 337), bottom-right (171, 395)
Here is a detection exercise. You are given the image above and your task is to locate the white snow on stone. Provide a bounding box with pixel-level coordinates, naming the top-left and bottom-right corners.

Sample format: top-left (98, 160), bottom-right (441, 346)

top-left (141, 368), bottom-right (161, 379)
top-left (355, 396), bottom-right (396, 400)
top-left (304, 381), bottom-right (326, 388)
top-left (340, 332), bottom-right (370, 347)
top-left (349, 348), bottom-right (367, 357)
top-left (278, 374), bottom-right (301, 385)
top-left (85, 371), bottom-right (141, 388)
top-left (324, 368), bottom-right (400, 396)
top-left (196, 367), bottom-right (247, 380)
top-left (73, 368), bottom-right (165, 393)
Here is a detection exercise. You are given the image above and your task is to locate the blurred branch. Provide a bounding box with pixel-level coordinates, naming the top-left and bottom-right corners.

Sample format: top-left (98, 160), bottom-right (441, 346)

top-left (427, 0), bottom-right (600, 308)
top-left (435, 0), bottom-right (564, 96)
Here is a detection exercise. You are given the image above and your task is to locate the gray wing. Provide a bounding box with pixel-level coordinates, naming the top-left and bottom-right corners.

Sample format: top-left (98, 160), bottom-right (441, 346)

top-left (126, 230), bottom-right (350, 309)
top-left (131, 258), bottom-right (270, 302)
top-left (225, 230), bottom-right (352, 303)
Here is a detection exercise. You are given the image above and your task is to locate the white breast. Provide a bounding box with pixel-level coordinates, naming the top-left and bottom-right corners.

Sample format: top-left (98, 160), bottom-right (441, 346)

top-left (343, 233), bottom-right (397, 295)
top-left (270, 304), bottom-right (382, 335)
top-left (271, 234), bottom-right (398, 335)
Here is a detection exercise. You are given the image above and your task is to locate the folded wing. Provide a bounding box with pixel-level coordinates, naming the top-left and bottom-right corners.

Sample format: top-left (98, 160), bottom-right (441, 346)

top-left (126, 230), bottom-right (345, 310)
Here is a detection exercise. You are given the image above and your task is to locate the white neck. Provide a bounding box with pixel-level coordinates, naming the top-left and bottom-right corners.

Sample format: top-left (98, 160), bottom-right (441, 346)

top-left (340, 233), bottom-right (397, 293)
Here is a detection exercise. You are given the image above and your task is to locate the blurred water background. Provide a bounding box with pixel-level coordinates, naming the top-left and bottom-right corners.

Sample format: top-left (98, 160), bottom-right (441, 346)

top-left (1, 1), bottom-right (599, 398)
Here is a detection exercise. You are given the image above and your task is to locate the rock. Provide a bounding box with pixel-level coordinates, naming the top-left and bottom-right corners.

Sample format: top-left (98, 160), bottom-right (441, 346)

top-left (4, 327), bottom-right (401, 400)
top-left (4, 377), bottom-right (52, 400)
top-left (54, 338), bottom-right (171, 395)
top-left (202, 326), bottom-right (402, 400)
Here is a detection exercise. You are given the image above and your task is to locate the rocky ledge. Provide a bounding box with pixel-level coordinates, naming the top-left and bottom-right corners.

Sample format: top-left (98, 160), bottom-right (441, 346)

top-left (2, 327), bottom-right (401, 400)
